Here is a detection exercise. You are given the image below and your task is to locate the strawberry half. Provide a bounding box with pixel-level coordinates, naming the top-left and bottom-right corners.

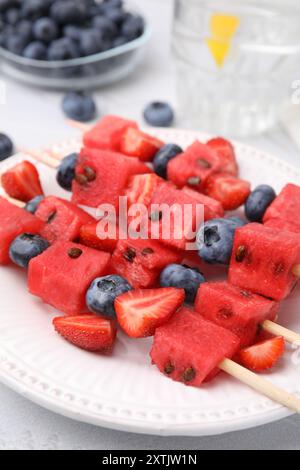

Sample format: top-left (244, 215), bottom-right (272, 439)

top-left (115, 287), bottom-right (185, 338)
top-left (1, 160), bottom-right (44, 202)
top-left (204, 173), bottom-right (251, 210)
top-left (79, 221), bottom-right (119, 253)
top-left (207, 137), bottom-right (238, 176)
top-left (125, 173), bottom-right (163, 207)
top-left (53, 314), bottom-right (117, 353)
top-left (238, 336), bottom-right (285, 372)
top-left (120, 127), bottom-right (164, 162)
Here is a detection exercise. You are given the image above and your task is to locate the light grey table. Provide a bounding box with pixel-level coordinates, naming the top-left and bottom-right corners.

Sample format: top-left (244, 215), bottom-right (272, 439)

top-left (0, 0), bottom-right (300, 450)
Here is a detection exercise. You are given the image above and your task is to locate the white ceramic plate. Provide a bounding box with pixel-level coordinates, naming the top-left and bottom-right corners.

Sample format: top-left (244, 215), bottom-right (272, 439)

top-left (1, 128), bottom-right (300, 437)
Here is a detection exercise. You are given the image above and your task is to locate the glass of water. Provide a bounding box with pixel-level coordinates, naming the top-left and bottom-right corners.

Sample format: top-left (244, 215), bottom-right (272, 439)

top-left (172, 0), bottom-right (300, 137)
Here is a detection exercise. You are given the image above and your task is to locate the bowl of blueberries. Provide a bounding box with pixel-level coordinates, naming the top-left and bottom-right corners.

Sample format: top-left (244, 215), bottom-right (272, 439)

top-left (0, 0), bottom-right (150, 89)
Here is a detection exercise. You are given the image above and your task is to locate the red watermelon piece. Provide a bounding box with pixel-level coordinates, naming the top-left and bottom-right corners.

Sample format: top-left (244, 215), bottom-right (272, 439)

top-left (28, 241), bottom-right (110, 315)
top-left (263, 184), bottom-right (300, 224)
top-left (148, 183), bottom-right (206, 250)
top-left (206, 137), bottom-right (238, 176)
top-left (79, 220), bottom-right (119, 253)
top-left (204, 173), bottom-right (251, 210)
top-left (0, 196), bottom-right (44, 264)
top-left (125, 173), bottom-right (164, 208)
top-left (229, 223), bottom-right (300, 300)
top-left (150, 308), bottom-right (240, 386)
top-left (195, 281), bottom-right (279, 348)
top-left (36, 196), bottom-right (94, 244)
top-left (265, 218), bottom-right (300, 235)
top-left (111, 238), bottom-right (182, 288)
top-left (72, 148), bottom-right (151, 210)
top-left (167, 141), bottom-right (221, 190)
top-left (83, 115), bottom-right (137, 151)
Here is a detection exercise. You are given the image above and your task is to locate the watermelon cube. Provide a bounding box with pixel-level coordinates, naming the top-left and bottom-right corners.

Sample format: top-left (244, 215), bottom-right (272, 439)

top-left (263, 184), bottom-right (300, 224)
top-left (36, 196), bottom-right (94, 244)
top-left (229, 223), bottom-right (300, 300)
top-left (125, 173), bottom-right (164, 208)
top-left (72, 148), bottom-right (151, 209)
top-left (182, 186), bottom-right (224, 219)
top-left (28, 241), bottom-right (111, 315)
top-left (150, 307), bottom-right (240, 386)
top-left (206, 137), bottom-right (238, 176)
top-left (265, 218), bottom-right (300, 235)
top-left (167, 141), bottom-right (221, 190)
top-left (195, 281), bottom-right (279, 348)
top-left (83, 115), bottom-right (138, 151)
top-left (148, 183), bottom-right (205, 250)
top-left (111, 239), bottom-right (182, 288)
top-left (0, 197), bottom-right (44, 264)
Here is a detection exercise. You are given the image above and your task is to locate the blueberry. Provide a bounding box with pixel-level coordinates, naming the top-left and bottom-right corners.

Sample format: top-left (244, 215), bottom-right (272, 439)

top-left (23, 41), bottom-right (47, 59)
top-left (86, 275), bottom-right (132, 318)
top-left (0, 133), bottom-right (13, 161)
top-left (4, 8), bottom-right (20, 26)
top-left (47, 37), bottom-right (80, 60)
top-left (0, 0), bottom-right (19, 14)
top-left (143, 102), bottom-right (174, 128)
top-left (105, 8), bottom-right (126, 26)
top-left (21, 0), bottom-right (50, 20)
top-left (33, 17), bottom-right (58, 43)
top-left (112, 36), bottom-right (128, 48)
top-left (56, 152), bottom-right (78, 191)
top-left (5, 34), bottom-right (28, 54)
top-left (92, 16), bottom-right (117, 40)
top-left (153, 143), bottom-right (182, 179)
top-left (121, 14), bottom-right (144, 40)
top-left (197, 217), bottom-right (246, 265)
top-left (160, 264), bottom-right (205, 304)
top-left (79, 29), bottom-right (103, 56)
top-left (245, 185), bottom-right (276, 222)
top-left (103, 0), bottom-right (123, 9)
top-left (9, 233), bottom-right (49, 268)
top-left (50, 0), bottom-right (88, 25)
top-left (15, 20), bottom-right (33, 42)
top-left (62, 91), bottom-right (96, 122)
top-left (25, 195), bottom-right (44, 214)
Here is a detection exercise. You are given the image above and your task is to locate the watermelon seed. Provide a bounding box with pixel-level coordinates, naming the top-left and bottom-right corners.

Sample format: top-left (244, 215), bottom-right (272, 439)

top-left (217, 308), bottom-right (233, 320)
top-left (141, 247), bottom-right (154, 256)
top-left (274, 262), bottom-right (285, 275)
top-left (83, 166), bottom-right (96, 182)
top-left (187, 176), bottom-right (201, 186)
top-left (235, 245), bottom-right (247, 262)
top-left (47, 211), bottom-right (57, 224)
top-left (149, 211), bottom-right (163, 222)
top-left (164, 362), bottom-right (175, 375)
top-left (123, 247), bottom-right (136, 263)
top-left (196, 158), bottom-right (211, 169)
top-left (75, 173), bottom-right (88, 186)
top-left (182, 367), bottom-right (196, 382)
top-left (68, 247), bottom-right (83, 259)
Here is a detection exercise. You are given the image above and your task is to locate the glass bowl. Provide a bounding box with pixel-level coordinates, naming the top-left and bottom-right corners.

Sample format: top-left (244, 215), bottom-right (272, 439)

top-left (0, 19), bottom-right (151, 90)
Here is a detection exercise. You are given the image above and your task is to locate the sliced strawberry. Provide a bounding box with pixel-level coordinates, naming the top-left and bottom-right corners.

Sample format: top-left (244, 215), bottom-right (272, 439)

top-left (238, 336), bottom-right (285, 372)
top-left (204, 173), bottom-right (251, 210)
top-left (1, 161), bottom-right (44, 203)
top-left (120, 127), bottom-right (164, 162)
top-left (115, 287), bottom-right (185, 338)
top-left (125, 173), bottom-right (163, 208)
top-left (207, 137), bottom-right (238, 176)
top-left (53, 314), bottom-right (117, 353)
top-left (79, 221), bottom-right (119, 253)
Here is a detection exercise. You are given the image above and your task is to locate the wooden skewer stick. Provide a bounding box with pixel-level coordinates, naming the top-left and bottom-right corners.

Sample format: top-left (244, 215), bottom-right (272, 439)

top-left (292, 265), bottom-right (300, 277)
top-left (65, 119), bottom-right (91, 133)
top-left (220, 358), bottom-right (300, 413)
top-left (21, 149), bottom-right (58, 169)
top-left (262, 320), bottom-right (300, 345)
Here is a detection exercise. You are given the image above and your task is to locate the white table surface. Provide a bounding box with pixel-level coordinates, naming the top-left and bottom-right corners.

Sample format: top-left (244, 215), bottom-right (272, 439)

top-left (0, 0), bottom-right (300, 450)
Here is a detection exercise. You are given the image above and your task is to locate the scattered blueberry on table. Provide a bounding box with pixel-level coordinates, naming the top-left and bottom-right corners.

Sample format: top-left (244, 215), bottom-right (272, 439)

top-left (62, 91), bottom-right (96, 122)
top-left (0, 0), bottom-right (145, 60)
top-left (143, 102), bottom-right (175, 127)
top-left (0, 133), bottom-right (14, 161)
